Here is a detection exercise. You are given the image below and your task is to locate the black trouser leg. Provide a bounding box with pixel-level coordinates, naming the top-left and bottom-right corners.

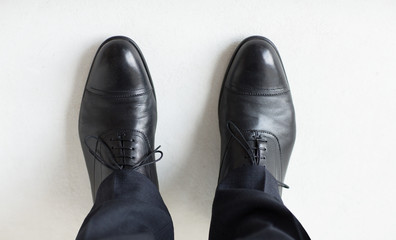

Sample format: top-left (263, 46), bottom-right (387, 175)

top-left (76, 170), bottom-right (174, 240)
top-left (209, 166), bottom-right (310, 240)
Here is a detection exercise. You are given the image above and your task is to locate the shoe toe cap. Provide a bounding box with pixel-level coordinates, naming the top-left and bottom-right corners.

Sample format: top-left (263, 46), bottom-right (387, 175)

top-left (86, 36), bottom-right (152, 93)
top-left (225, 37), bottom-right (288, 93)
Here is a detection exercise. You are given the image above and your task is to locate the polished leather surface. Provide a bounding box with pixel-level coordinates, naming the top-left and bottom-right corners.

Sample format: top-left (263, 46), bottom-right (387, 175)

top-left (218, 36), bottom-right (296, 193)
top-left (79, 36), bottom-right (159, 200)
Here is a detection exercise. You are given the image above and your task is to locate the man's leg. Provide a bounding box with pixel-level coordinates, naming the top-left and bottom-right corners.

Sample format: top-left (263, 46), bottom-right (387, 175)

top-left (209, 166), bottom-right (308, 240)
top-left (76, 170), bottom-right (173, 240)
top-left (213, 36), bottom-right (310, 239)
top-left (77, 36), bottom-right (172, 239)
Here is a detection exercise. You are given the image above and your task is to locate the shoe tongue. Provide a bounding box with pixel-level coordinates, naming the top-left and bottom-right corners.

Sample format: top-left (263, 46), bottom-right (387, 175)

top-left (247, 130), bottom-right (282, 180)
top-left (244, 130), bottom-right (269, 166)
top-left (99, 129), bottom-right (151, 167)
top-left (228, 129), bottom-right (281, 169)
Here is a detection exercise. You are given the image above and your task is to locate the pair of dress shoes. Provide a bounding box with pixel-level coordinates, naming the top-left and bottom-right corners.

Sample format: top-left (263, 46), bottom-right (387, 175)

top-left (79, 36), bottom-right (295, 200)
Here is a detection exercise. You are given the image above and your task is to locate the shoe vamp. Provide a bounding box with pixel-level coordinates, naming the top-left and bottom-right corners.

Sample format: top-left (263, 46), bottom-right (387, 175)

top-left (220, 90), bottom-right (295, 151)
top-left (219, 89), bottom-right (296, 181)
top-left (79, 89), bottom-right (157, 140)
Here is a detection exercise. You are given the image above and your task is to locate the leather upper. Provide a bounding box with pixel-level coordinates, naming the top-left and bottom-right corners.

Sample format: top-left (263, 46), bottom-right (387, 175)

top-left (218, 36), bottom-right (296, 192)
top-left (79, 36), bottom-right (158, 200)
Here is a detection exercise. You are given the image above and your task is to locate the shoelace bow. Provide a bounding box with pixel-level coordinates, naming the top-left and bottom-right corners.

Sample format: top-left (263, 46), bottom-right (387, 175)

top-left (227, 121), bottom-right (289, 189)
top-left (84, 135), bottom-right (163, 170)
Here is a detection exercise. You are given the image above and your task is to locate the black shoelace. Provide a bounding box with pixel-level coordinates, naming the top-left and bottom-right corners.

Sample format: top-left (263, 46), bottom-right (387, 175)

top-left (227, 121), bottom-right (289, 189)
top-left (84, 135), bottom-right (163, 170)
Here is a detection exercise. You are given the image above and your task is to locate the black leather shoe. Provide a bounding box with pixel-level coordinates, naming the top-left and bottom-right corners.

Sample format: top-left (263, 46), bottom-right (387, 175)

top-left (79, 36), bottom-right (162, 200)
top-left (218, 36), bottom-right (296, 194)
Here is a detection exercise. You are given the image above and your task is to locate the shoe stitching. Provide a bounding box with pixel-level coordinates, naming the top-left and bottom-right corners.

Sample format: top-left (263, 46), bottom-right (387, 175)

top-left (86, 87), bottom-right (152, 98)
top-left (225, 85), bottom-right (290, 96)
top-left (229, 82), bottom-right (289, 91)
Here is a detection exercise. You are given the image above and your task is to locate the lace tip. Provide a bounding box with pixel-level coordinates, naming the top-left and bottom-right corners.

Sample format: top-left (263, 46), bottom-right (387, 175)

top-left (277, 181), bottom-right (290, 189)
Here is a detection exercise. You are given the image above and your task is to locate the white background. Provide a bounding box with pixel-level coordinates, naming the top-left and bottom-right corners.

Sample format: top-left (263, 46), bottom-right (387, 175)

top-left (1, 0), bottom-right (395, 239)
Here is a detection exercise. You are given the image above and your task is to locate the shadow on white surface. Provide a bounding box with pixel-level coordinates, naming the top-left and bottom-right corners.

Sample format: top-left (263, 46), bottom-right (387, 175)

top-left (160, 41), bottom-right (240, 237)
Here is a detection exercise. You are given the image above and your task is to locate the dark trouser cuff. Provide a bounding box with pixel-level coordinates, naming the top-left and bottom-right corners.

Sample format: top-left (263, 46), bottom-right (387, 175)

top-left (76, 170), bottom-right (174, 240)
top-left (209, 166), bottom-right (310, 240)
